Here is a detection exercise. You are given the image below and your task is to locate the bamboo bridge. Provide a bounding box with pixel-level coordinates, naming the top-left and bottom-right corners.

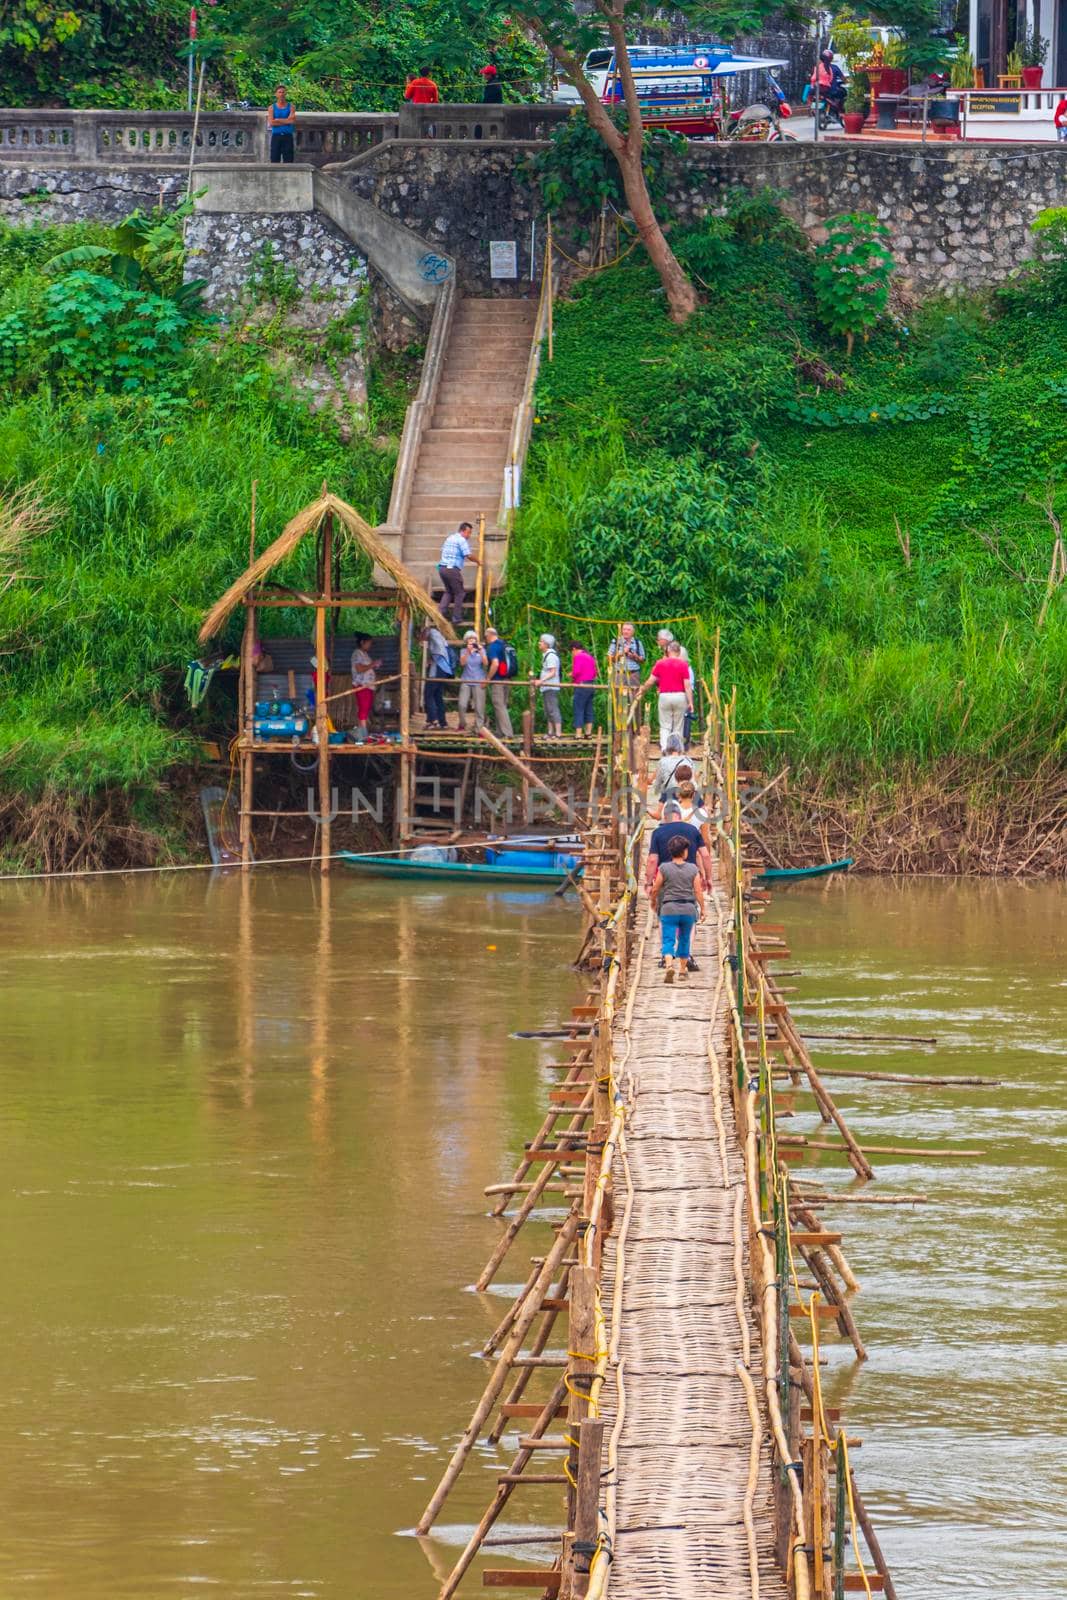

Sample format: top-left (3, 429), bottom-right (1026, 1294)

top-left (415, 690), bottom-right (902, 1600)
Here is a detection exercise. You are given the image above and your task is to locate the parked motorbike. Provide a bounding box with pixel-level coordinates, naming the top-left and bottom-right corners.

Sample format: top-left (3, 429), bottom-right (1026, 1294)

top-left (726, 71), bottom-right (795, 141)
top-left (816, 92), bottom-right (846, 131)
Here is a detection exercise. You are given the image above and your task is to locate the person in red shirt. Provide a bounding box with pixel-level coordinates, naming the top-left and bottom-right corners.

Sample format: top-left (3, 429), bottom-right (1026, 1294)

top-left (646, 641), bottom-right (693, 747)
top-left (404, 68), bottom-right (440, 105)
top-left (1055, 96), bottom-right (1067, 141)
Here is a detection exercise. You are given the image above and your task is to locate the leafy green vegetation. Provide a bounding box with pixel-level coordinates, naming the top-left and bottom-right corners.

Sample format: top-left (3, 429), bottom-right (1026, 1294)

top-left (0, 0), bottom-right (543, 110)
top-left (505, 194), bottom-right (1067, 783)
top-left (0, 213), bottom-right (395, 865)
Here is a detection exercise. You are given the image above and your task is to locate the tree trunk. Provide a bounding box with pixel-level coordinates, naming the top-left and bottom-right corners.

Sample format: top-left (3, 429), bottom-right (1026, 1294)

top-left (539, 28), bottom-right (699, 324)
top-left (614, 137), bottom-right (699, 322)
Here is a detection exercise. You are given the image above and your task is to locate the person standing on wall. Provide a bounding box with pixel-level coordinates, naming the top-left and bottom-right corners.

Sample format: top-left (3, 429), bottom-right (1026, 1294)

top-left (437, 521), bottom-right (479, 626)
top-left (480, 63), bottom-right (504, 103)
top-left (267, 85), bottom-right (296, 164)
top-left (483, 625), bottom-right (515, 738)
top-left (645, 639), bottom-right (693, 747)
top-left (404, 67), bottom-right (440, 103)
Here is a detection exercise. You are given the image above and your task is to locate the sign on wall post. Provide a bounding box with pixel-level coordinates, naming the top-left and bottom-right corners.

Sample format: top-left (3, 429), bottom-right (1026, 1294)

top-left (489, 240), bottom-right (518, 279)
top-left (968, 93), bottom-right (1021, 113)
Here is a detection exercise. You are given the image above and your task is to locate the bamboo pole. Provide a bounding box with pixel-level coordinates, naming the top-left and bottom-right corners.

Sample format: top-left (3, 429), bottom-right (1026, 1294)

top-left (398, 597), bottom-right (412, 844)
top-left (546, 214), bottom-right (554, 362)
top-left (474, 512), bottom-right (486, 638)
top-left (477, 1104), bottom-right (589, 1289)
top-left (239, 596), bottom-right (255, 868)
top-left (478, 724), bottom-right (576, 824)
top-left (313, 512), bottom-right (334, 875)
top-left (417, 1207), bottom-right (579, 1533)
top-left (436, 1375), bottom-right (569, 1600)
top-left (486, 1267), bottom-right (572, 1444)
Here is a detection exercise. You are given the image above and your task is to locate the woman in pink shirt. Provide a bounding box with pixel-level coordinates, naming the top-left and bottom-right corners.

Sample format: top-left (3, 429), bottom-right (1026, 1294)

top-left (646, 641), bottom-right (693, 746)
top-left (569, 640), bottom-right (598, 737)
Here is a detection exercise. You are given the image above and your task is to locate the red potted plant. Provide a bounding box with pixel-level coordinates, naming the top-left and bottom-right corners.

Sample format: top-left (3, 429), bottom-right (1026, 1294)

top-left (843, 73), bottom-right (868, 134)
top-left (1020, 23), bottom-right (1047, 87)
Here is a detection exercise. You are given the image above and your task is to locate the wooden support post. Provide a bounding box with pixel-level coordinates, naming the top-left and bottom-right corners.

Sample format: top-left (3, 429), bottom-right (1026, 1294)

top-left (397, 598), bottom-right (412, 844)
top-left (474, 512), bottom-right (486, 635)
top-left (564, 1266), bottom-right (597, 1527)
top-left (802, 1247), bottom-right (867, 1362)
top-left (477, 1104), bottom-right (590, 1290)
top-left (562, 1417), bottom-right (604, 1599)
top-left (239, 599), bottom-right (256, 867)
top-left (239, 750), bottom-right (254, 867)
top-left (486, 1268), bottom-right (571, 1444)
top-left (315, 513), bottom-right (333, 875)
top-left (417, 1207), bottom-right (579, 1534)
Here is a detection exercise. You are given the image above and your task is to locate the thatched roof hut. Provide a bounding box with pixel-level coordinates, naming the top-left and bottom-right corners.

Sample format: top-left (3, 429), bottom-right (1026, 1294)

top-left (199, 490), bottom-right (458, 645)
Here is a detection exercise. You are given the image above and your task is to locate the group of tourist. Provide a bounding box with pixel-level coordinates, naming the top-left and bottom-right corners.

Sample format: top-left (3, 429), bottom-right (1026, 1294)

top-left (266, 64), bottom-right (505, 161)
top-left (644, 738), bottom-right (715, 984)
top-left (418, 619), bottom-right (695, 744)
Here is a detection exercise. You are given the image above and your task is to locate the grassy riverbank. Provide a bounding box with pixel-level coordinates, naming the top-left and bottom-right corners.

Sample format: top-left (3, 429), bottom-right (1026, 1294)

top-left (506, 195), bottom-right (1067, 868)
top-left (0, 215), bottom-right (397, 869)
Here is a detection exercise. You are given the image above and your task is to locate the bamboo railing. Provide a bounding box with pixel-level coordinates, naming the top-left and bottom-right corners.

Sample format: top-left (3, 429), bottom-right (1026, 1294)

top-left (415, 682), bottom-right (896, 1600)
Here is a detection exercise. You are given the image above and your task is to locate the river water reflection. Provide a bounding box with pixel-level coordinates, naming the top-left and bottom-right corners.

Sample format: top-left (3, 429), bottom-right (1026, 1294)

top-left (0, 872), bottom-right (1064, 1597)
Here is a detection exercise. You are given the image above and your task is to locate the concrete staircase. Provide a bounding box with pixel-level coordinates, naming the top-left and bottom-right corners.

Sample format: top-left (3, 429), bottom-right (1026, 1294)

top-left (401, 297), bottom-right (537, 592)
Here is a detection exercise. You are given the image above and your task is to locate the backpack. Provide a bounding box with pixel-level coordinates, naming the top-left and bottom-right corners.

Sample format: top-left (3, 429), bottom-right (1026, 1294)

top-left (503, 643), bottom-right (520, 680)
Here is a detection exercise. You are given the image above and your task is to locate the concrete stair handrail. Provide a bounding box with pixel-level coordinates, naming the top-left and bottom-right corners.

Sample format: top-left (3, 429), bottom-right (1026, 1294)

top-left (497, 278), bottom-right (552, 532)
top-left (377, 275), bottom-right (458, 557)
top-left (312, 169), bottom-right (454, 313)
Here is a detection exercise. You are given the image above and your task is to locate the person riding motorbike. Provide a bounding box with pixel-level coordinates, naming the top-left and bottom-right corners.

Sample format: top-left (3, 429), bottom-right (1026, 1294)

top-left (811, 48), bottom-right (847, 121)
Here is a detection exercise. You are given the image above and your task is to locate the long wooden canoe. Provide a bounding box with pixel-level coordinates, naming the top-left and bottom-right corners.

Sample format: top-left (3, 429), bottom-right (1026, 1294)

top-left (756, 857), bottom-right (854, 882)
top-left (339, 852), bottom-right (578, 887)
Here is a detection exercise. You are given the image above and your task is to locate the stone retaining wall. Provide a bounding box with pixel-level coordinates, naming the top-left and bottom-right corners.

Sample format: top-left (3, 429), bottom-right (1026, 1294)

top-left (0, 163), bottom-right (185, 222)
top-left (4, 139), bottom-right (1066, 296)
top-left (184, 208), bottom-right (368, 315)
top-left (672, 142), bottom-right (1067, 290)
top-left (336, 139), bottom-right (1067, 293)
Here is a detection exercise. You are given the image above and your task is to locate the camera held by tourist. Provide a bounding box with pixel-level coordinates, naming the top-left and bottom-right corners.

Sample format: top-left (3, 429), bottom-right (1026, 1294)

top-left (458, 631), bottom-right (488, 731)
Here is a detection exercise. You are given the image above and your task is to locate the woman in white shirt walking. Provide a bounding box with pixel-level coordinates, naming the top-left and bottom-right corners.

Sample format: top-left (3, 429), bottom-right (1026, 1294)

top-left (538, 633), bottom-right (562, 740)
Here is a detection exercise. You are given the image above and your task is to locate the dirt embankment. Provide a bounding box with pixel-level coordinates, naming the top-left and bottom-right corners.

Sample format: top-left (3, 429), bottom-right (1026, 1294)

top-left (748, 761), bottom-right (1067, 878)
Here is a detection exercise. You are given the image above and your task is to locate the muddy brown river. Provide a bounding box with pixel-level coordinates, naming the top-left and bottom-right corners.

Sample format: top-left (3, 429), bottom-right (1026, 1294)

top-left (1, 871), bottom-right (1063, 1597)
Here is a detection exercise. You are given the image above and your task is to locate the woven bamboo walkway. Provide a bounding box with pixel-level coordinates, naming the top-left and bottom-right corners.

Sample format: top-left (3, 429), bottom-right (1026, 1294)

top-left (600, 860), bottom-right (789, 1599)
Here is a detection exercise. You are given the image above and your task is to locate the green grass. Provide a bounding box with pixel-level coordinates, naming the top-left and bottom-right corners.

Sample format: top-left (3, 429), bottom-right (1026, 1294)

top-left (0, 219), bottom-right (396, 847)
top-left (504, 201), bottom-right (1067, 784)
